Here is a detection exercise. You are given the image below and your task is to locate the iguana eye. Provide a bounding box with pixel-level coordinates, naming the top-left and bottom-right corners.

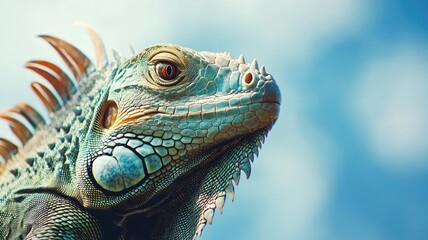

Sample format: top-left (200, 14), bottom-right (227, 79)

top-left (146, 50), bottom-right (186, 87)
top-left (155, 61), bottom-right (180, 81)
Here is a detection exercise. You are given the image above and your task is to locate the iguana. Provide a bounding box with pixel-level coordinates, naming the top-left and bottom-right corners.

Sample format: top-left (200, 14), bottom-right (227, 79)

top-left (0, 24), bottom-right (281, 239)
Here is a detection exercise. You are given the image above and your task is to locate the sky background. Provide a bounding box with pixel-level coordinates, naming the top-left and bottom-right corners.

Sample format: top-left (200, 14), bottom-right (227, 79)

top-left (1, 0), bottom-right (428, 239)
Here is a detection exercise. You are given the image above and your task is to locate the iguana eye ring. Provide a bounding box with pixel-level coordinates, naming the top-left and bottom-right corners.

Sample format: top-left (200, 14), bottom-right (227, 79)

top-left (155, 61), bottom-right (180, 81)
top-left (146, 50), bottom-right (186, 87)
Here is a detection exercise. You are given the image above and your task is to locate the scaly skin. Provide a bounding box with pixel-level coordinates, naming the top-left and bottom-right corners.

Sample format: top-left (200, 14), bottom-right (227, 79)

top-left (0, 28), bottom-right (281, 239)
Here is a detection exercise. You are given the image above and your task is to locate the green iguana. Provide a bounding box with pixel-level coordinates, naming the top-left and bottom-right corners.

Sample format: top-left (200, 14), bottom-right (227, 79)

top-left (0, 24), bottom-right (281, 239)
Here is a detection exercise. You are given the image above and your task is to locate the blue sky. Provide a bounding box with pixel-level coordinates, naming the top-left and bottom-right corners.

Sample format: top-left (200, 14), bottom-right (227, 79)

top-left (1, 0), bottom-right (427, 239)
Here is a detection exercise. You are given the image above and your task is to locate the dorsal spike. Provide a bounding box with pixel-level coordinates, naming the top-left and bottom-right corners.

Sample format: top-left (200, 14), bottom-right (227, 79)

top-left (0, 138), bottom-right (18, 160)
top-left (238, 54), bottom-right (245, 64)
top-left (225, 181), bottom-right (235, 202)
top-left (0, 146), bottom-right (11, 163)
top-left (25, 63), bottom-right (68, 102)
top-left (9, 168), bottom-right (19, 177)
top-left (129, 43), bottom-right (136, 55)
top-left (239, 158), bottom-right (251, 179)
top-left (260, 65), bottom-right (267, 76)
top-left (250, 59), bottom-right (259, 70)
top-left (232, 170), bottom-right (241, 185)
top-left (26, 60), bottom-right (76, 96)
top-left (30, 82), bottom-right (61, 113)
top-left (10, 102), bottom-right (45, 128)
top-left (0, 114), bottom-right (33, 144)
top-left (215, 194), bottom-right (226, 214)
top-left (38, 35), bottom-right (94, 82)
top-left (74, 22), bottom-right (108, 69)
top-left (112, 49), bottom-right (123, 62)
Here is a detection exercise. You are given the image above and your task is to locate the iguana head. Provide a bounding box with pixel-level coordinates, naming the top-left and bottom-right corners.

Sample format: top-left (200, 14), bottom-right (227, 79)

top-left (76, 44), bottom-right (280, 236)
top-left (0, 24), bottom-right (281, 239)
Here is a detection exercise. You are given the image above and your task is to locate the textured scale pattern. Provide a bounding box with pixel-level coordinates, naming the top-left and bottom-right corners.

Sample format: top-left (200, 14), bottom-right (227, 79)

top-left (0, 24), bottom-right (281, 239)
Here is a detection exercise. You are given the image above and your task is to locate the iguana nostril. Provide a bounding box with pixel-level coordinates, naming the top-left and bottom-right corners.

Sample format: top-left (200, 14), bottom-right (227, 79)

top-left (242, 72), bottom-right (257, 90)
top-left (244, 72), bottom-right (253, 85)
top-left (101, 100), bottom-right (118, 129)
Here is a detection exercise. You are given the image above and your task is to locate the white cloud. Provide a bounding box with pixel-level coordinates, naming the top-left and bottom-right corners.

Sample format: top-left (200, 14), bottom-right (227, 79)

top-left (263, 0), bottom-right (370, 63)
top-left (169, 0), bottom-right (371, 64)
top-left (352, 40), bottom-right (428, 172)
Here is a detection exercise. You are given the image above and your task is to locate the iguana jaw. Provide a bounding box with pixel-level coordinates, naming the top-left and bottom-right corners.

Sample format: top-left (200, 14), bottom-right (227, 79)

top-left (99, 129), bottom-right (268, 239)
top-left (108, 135), bottom-right (245, 218)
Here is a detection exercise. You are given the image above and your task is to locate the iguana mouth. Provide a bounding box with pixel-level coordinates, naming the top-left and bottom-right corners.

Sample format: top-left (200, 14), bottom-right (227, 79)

top-left (115, 110), bottom-right (161, 125)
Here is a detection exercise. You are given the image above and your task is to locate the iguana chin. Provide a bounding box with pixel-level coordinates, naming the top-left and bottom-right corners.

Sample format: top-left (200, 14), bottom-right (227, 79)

top-left (0, 23), bottom-right (281, 239)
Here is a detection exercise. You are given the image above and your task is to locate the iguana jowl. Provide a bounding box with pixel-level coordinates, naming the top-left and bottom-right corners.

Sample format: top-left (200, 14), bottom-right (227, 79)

top-left (0, 24), bottom-right (281, 239)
